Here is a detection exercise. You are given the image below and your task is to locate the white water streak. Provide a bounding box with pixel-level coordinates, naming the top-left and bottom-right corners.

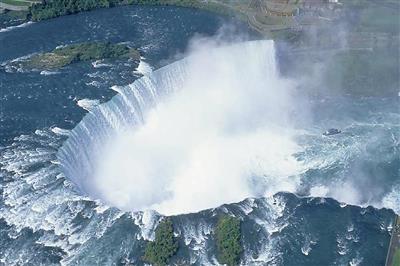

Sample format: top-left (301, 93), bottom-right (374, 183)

top-left (58, 40), bottom-right (306, 215)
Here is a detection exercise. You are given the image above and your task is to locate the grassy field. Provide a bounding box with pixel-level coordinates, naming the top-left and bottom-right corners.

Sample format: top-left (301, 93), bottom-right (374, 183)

top-left (393, 216), bottom-right (400, 266)
top-left (0, 0), bottom-right (31, 6)
top-left (0, 0), bottom-right (39, 6)
top-left (387, 216), bottom-right (400, 266)
top-left (393, 249), bottom-right (400, 266)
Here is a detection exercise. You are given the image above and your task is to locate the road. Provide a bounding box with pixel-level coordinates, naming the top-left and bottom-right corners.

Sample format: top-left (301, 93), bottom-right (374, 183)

top-left (386, 215), bottom-right (400, 266)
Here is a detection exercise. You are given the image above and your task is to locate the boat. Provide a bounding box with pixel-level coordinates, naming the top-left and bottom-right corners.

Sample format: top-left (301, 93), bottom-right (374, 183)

top-left (323, 128), bottom-right (341, 136)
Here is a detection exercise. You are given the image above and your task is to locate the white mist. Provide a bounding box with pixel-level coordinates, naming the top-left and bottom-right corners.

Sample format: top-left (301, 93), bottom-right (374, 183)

top-left (91, 40), bottom-right (304, 215)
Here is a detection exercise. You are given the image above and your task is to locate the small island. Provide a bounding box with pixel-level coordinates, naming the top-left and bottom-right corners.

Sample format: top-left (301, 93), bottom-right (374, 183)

top-left (215, 215), bottom-right (242, 266)
top-left (15, 42), bottom-right (140, 70)
top-left (143, 218), bottom-right (179, 266)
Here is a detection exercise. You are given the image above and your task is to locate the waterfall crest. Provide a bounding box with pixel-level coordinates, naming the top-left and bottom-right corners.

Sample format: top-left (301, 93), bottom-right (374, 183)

top-left (58, 58), bottom-right (189, 192)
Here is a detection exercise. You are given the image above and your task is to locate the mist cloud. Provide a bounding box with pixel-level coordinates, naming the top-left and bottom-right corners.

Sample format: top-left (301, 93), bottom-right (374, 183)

top-left (91, 39), bottom-right (306, 215)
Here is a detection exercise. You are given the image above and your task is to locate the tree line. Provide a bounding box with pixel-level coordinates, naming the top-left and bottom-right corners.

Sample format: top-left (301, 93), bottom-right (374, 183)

top-left (28, 0), bottom-right (207, 21)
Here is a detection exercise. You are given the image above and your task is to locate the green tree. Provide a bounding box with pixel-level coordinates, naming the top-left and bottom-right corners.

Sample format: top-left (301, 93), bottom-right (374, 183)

top-left (215, 215), bottom-right (242, 266)
top-left (143, 218), bottom-right (179, 266)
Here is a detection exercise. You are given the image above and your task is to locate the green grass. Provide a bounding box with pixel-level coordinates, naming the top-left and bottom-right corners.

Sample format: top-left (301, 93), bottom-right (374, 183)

top-left (0, 0), bottom-right (31, 6)
top-left (393, 249), bottom-right (400, 266)
top-left (0, 9), bottom-right (28, 19)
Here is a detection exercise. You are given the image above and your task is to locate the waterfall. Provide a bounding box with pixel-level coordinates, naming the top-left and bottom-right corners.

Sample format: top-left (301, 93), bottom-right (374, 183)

top-left (57, 58), bottom-right (188, 193)
top-left (57, 40), bottom-right (303, 215)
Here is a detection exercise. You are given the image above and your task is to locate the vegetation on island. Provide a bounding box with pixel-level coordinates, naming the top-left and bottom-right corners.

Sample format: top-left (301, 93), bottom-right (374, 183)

top-left (18, 42), bottom-right (139, 70)
top-left (143, 218), bottom-right (179, 266)
top-left (215, 215), bottom-right (242, 266)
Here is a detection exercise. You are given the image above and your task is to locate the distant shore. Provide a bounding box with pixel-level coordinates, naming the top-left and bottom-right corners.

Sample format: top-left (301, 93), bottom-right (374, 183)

top-left (386, 215), bottom-right (400, 266)
top-left (0, 0), bottom-right (244, 28)
top-left (0, 0), bottom-right (302, 38)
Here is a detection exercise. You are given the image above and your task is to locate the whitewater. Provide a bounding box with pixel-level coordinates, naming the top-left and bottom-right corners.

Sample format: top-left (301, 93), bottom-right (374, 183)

top-left (1, 39), bottom-right (397, 266)
top-left (57, 40), bottom-right (399, 216)
top-left (2, 6), bottom-right (397, 265)
top-left (58, 40), bottom-right (304, 215)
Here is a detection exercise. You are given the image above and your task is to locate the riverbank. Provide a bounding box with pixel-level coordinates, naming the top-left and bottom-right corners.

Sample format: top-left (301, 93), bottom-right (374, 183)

top-left (0, 0), bottom-right (245, 26)
top-left (0, 0), bottom-right (39, 11)
top-left (2, 0), bottom-right (399, 46)
top-left (29, 0), bottom-right (245, 21)
top-left (386, 215), bottom-right (400, 266)
top-left (0, 0), bottom-right (317, 39)
top-left (0, 0), bottom-right (244, 31)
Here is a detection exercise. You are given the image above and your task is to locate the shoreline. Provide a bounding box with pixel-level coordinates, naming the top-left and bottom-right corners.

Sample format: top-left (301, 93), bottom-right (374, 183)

top-left (386, 215), bottom-right (400, 266)
top-left (0, 1), bottom-right (292, 37)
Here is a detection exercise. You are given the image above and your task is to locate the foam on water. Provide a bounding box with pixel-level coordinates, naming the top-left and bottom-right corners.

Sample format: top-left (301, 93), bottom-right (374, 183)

top-left (382, 186), bottom-right (400, 214)
top-left (40, 70), bottom-right (60, 76)
top-left (58, 40), bottom-right (399, 216)
top-left (0, 128), bottom-right (393, 265)
top-left (0, 21), bottom-right (34, 33)
top-left (134, 59), bottom-right (153, 76)
top-left (51, 127), bottom-right (70, 136)
top-left (76, 99), bottom-right (100, 112)
top-left (91, 60), bottom-right (112, 68)
top-left (0, 9), bottom-right (396, 265)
